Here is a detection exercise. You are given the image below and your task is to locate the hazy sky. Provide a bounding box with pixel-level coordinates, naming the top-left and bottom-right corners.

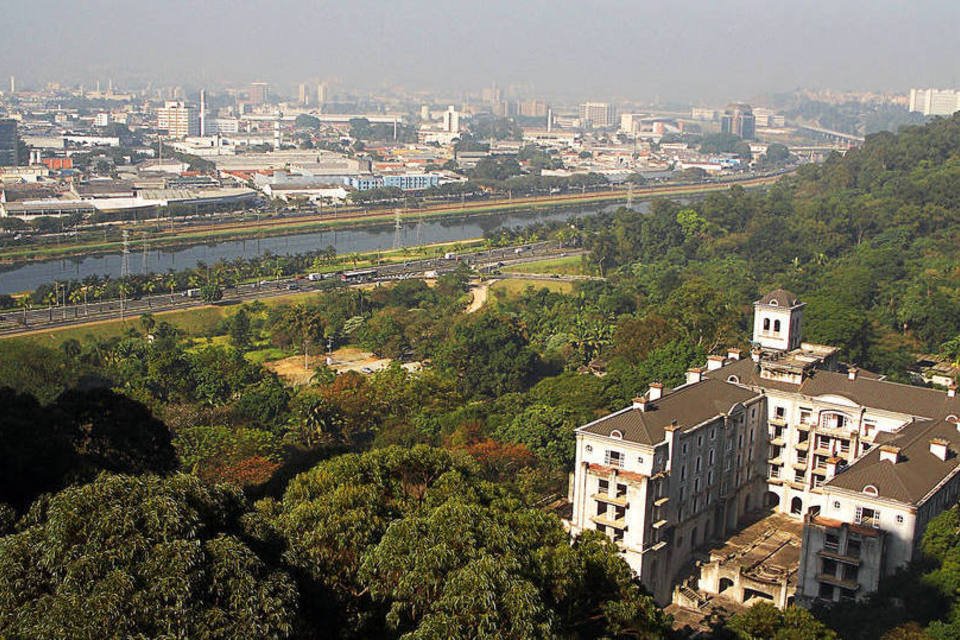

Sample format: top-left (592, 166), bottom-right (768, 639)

top-left (4, 0), bottom-right (959, 102)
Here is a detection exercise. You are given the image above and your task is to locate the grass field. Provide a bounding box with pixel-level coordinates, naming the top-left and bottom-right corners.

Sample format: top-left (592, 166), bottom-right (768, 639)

top-left (506, 255), bottom-right (588, 276)
top-left (490, 279), bottom-right (575, 299)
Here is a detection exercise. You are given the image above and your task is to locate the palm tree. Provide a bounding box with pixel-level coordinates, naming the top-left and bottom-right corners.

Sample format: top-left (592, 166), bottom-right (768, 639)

top-left (142, 277), bottom-right (158, 308)
top-left (69, 288), bottom-right (84, 318)
top-left (18, 296), bottom-right (32, 326)
top-left (117, 280), bottom-right (133, 321)
top-left (44, 289), bottom-right (57, 321)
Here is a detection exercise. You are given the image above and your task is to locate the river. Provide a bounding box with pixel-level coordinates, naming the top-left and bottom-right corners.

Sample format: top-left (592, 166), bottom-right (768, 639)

top-left (0, 202), bottom-right (650, 294)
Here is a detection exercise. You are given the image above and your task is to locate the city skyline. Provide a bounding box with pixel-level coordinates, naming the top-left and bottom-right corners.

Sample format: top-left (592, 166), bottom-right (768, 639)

top-left (3, 0), bottom-right (960, 103)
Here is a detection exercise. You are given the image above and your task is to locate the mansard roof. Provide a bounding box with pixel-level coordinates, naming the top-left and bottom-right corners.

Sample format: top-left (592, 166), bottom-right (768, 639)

top-left (757, 289), bottom-right (801, 307)
top-left (578, 378), bottom-right (760, 446)
top-left (826, 417), bottom-right (960, 505)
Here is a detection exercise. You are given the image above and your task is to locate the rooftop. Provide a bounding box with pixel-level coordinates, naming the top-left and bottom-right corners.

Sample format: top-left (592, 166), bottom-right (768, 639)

top-left (578, 378), bottom-right (759, 445)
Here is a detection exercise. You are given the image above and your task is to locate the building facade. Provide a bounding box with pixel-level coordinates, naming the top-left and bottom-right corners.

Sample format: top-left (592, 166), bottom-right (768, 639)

top-left (569, 289), bottom-right (960, 608)
top-left (721, 103), bottom-right (756, 140)
top-left (0, 119), bottom-right (18, 166)
top-left (579, 102), bottom-right (617, 128)
top-left (156, 101), bottom-right (200, 138)
top-left (909, 89), bottom-right (960, 116)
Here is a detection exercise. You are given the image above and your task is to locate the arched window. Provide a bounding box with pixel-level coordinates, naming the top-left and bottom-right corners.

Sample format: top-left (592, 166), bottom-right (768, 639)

top-left (774, 319), bottom-right (781, 333)
top-left (609, 430), bottom-right (623, 440)
top-left (727, 375), bottom-right (740, 384)
top-left (763, 318), bottom-right (770, 331)
top-left (791, 497), bottom-right (803, 515)
top-left (863, 485), bottom-right (879, 497)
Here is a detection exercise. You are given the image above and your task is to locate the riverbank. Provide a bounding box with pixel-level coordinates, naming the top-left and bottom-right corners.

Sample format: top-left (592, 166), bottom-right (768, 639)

top-left (0, 173), bottom-right (786, 266)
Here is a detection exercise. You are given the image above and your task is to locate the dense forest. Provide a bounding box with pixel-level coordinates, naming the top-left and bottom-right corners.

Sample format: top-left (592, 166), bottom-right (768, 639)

top-left (2, 115), bottom-right (960, 638)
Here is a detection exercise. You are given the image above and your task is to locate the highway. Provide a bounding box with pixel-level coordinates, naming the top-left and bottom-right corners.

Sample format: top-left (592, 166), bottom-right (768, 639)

top-left (0, 242), bottom-right (582, 337)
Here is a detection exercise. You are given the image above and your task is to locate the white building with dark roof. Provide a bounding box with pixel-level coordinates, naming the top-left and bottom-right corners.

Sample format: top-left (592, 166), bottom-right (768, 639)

top-left (569, 289), bottom-right (960, 610)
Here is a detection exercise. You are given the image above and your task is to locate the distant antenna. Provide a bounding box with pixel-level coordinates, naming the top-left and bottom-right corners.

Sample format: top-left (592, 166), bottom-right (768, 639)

top-left (121, 230), bottom-right (131, 279)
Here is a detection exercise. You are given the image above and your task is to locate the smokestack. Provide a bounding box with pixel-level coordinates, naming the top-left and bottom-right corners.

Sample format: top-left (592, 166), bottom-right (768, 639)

top-left (9, 76), bottom-right (14, 94)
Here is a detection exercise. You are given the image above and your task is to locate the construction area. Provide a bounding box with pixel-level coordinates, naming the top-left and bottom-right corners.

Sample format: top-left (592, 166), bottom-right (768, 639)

top-left (667, 512), bottom-right (803, 634)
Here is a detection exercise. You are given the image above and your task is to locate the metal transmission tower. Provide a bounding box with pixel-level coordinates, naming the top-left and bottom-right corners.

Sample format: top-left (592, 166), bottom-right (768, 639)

top-left (392, 208), bottom-right (403, 250)
top-left (121, 230), bottom-right (131, 279)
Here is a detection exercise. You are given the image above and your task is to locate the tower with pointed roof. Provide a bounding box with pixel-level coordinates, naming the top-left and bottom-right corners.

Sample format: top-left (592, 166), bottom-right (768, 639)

top-left (753, 289), bottom-right (804, 352)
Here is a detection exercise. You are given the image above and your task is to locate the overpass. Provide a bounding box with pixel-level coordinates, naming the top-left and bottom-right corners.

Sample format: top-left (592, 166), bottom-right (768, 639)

top-left (795, 124), bottom-right (865, 146)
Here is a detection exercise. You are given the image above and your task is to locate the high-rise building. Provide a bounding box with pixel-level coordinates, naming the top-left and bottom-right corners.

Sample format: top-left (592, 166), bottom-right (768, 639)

top-left (248, 82), bottom-right (269, 105)
top-left (442, 105), bottom-right (461, 133)
top-left (720, 103), bottom-right (756, 140)
top-left (157, 101), bottom-right (200, 138)
top-left (199, 89), bottom-right (207, 137)
top-left (317, 83), bottom-right (328, 106)
top-left (519, 100), bottom-right (549, 117)
top-left (0, 119), bottom-right (18, 165)
top-left (909, 88), bottom-right (960, 116)
top-left (8, 76), bottom-right (14, 94)
top-left (578, 102), bottom-right (617, 128)
top-left (298, 83), bottom-right (310, 106)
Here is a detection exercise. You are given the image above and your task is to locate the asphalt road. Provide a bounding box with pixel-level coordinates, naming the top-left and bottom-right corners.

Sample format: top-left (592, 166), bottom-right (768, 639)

top-left (0, 242), bottom-right (583, 337)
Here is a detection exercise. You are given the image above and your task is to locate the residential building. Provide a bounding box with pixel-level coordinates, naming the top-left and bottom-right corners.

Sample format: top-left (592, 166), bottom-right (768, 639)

top-left (382, 173), bottom-right (441, 190)
top-left (569, 288), bottom-right (960, 609)
top-left (909, 89), bottom-right (960, 116)
top-left (156, 101), bottom-right (200, 138)
top-left (0, 119), bottom-right (18, 165)
top-left (298, 83), bottom-right (310, 106)
top-left (721, 103), bottom-right (756, 140)
top-left (579, 102), bottom-right (617, 128)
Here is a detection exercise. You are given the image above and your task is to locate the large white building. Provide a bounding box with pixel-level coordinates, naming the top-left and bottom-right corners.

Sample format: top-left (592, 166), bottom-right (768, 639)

top-left (570, 289), bottom-right (960, 609)
top-left (909, 89), bottom-right (960, 116)
top-left (579, 102), bottom-right (617, 128)
top-left (156, 101), bottom-right (200, 138)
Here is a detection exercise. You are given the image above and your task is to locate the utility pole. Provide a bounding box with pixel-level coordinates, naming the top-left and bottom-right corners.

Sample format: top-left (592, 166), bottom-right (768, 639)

top-left (393, 208), bottom-right (402, 250)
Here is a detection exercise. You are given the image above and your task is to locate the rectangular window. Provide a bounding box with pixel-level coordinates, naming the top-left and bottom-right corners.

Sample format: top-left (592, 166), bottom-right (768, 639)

top-left (614, 505), bottom-right (626, 521)
top-left (855, 506), bottom-right (880, 528)
top-left (604, 450), bottom-right (624, 468)
top-left (616, 483), bottom-right (627, 498)
top-left (776, 406), bottom-right (785, 418)
top-left (598, 479), bottom-right (609, 493)
top-left (795, 470), bottom-right (805, 482)
top-left (824, 533), bottom-right (840, 552)
top-left (709, 450), bottom-right (715, 465)
top-left (819, 583), bottom-right (835, 600)
top-left (596, 501), bottom-right (607, 516)
top-left (847, 539), bottom-right (861, 559)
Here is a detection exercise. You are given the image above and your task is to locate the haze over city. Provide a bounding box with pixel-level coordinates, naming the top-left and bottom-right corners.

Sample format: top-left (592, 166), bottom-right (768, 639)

top-left (4, 0), bottom-right (960, 100)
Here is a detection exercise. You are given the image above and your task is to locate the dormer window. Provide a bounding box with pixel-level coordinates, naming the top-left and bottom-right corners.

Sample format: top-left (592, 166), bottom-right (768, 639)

top-left (863, 485), bottom-right (879, 497)
top-left (610, 430), bottom-right (623, 440)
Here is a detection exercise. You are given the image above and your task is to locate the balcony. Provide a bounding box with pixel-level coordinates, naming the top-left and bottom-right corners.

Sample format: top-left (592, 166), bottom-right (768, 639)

top-left (796, 422), bottom-right (813, 431)
top-left (812, 466), bottom-right (828, 477)
top-left (592, 493), bottom-right (628, 508)
top-left (793, 460), bottom-right (809, 471)
top-left (653, 496), bottom-right (669, 507)
top-left (768, 476), bottom-right (784, 485)
top-left (818, 426), bottom-right (853, 439)
top-left (769, 416), bottom-right (788, 427)
top-left (818, 549), bottom-right (862, 566)
top-left (816, 573), bottom-right (860, 591)
top-left (768, 457), bottom-right (783, 466)
top-left (591, 514), bottom-right (626, 530)
top-left (770, 437), bottom-right (786, 447)
top-left (652, 519), bottom-right (668, 529)
top-left (795, 441), bottom-right (809, 451)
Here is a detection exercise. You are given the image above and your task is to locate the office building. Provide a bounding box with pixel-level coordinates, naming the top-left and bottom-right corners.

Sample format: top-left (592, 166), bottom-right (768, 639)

top-left (156, 101), bottom-right (200, 138)
top-left (94, 113), bottom-right (111, 128)
top-left (0, 119), bottom-right (19, 165)
top-left (579, 102), bottom-right (617, 128)
top-left (519, 100), bottom-right (549, 118)
top-left (721, 103), bottom-right (756, 140)
top-left (442, 105), bottom-right (461, 133)
top-left (569, 289), bottom-right (960, 610)
top-left (249, 82), bottom-right (269, 105)
top-left (298, 83), bottom-right (310, 106)
top-left (909, 89), bottom-right (960, 116)
top-left (317, 83), bottom-right (328, 106)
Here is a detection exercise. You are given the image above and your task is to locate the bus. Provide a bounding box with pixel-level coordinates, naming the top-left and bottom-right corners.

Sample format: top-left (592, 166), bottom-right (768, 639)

top-left (341, 269), bottom-right (378, 282)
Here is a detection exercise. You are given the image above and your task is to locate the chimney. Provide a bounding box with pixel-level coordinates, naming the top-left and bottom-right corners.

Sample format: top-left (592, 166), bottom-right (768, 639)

top-left (930, 438), bottom-right (950, 461)
top-left (727, 348), bottom-right (741, 361)
top-left (949, 384), bottom-right (957, 399)
top-left (848, 367), bottom-right (858, 381)
top-left (632, 396), bottom-right (649, 412)
top-left (879, 445), bottom-right (901, 464)
top-left (686, 367), bottom-right (704, 385)
top-left (663, 420), bottom-right (680, 472)
top-left (707, 355), bottom-right (725, 371)
top-left (648, 382), bottom-right (663, 401)
top-left (825, 456), bottom-right (841, 476)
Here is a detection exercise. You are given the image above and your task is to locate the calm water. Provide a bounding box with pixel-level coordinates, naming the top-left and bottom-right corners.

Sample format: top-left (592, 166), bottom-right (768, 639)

top-left (0, 202), bottom-right (649, 294)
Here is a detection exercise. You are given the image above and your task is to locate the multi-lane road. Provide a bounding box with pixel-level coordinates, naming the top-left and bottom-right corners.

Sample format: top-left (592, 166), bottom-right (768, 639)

top-left (0, 242), bottom-right (582, 337)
